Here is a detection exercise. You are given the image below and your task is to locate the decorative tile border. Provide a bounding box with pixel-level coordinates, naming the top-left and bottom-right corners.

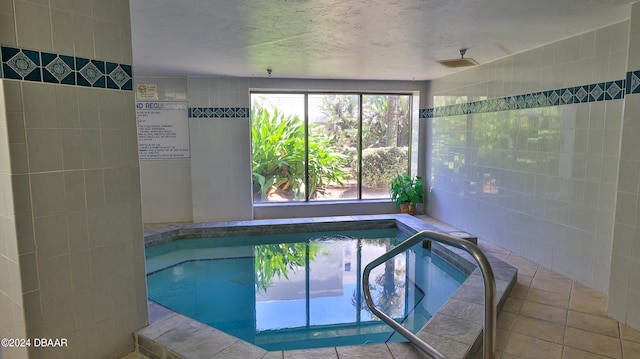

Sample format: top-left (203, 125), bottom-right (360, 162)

top-left (0, 46), bottom-right (132, 90)
top-left (189, 107), bottom-right (249, 118)
top-left (421, 75), bottom-right (640, 118)
top-left (626, 70), bottom-right (640, 95)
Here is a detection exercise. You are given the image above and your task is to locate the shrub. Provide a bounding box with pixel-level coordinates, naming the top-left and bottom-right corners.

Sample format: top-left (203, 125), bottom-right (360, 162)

top-left (251, 103), bottom-right (346, 200)
top-left (359, 146), bottom-right (408, 188)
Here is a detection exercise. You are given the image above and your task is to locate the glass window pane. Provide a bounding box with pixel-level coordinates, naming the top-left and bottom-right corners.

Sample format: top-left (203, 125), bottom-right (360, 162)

top-left (308, 94), bottom-right (359, 201)
top-left (251, 92), bottom-right (412, 203)
top-left (361, 95), bottom-right (411, 199)
top-left (251, 94), bottom-right (305, 203)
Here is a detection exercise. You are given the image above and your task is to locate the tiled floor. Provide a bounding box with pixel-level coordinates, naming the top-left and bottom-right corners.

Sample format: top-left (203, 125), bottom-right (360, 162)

top-left (119, 353), bottom-right (148, 359)
top-left (476, 240), bottom-right (640, 359)
top-left (124, 218), bottom-right (640, 359)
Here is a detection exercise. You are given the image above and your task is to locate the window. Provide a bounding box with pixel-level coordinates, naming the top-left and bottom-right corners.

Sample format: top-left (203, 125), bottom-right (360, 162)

top-left (251, 92), bottom-right (412, 203)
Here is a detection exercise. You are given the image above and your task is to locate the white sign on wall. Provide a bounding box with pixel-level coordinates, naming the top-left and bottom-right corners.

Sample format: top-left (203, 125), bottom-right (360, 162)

top-left (135, 101), bottom-right (190, 159)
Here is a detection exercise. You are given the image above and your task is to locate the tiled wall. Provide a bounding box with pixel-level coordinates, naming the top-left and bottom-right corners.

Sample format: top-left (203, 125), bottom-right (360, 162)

top-left (0, 79), bottom-right (26, 358)
top-left (426, 21), bottom-right (629, 296)
top-left (187, 77), bottom-right (254, 222)
top-left (609, 1), bottom-right (640, 330)
top-left (4, 82), bottom-right (147, 359)
top-left (0, 1), bottom-right (148, 358)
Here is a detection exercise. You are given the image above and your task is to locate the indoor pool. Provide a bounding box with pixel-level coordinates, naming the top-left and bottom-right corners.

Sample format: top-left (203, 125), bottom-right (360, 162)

top-left (145, 228), bottom-right (468, 351)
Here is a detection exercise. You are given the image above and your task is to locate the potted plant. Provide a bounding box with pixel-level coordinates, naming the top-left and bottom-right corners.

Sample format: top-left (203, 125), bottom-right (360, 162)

top-left (390, 173), bottom-right (424, 215)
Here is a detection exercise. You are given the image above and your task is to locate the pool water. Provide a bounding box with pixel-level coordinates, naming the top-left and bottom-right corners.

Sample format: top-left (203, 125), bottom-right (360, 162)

top-left (145, 229), bottom-right (468, 351)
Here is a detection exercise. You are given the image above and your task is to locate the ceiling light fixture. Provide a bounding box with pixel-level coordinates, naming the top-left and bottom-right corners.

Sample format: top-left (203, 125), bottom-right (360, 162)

top-left (437, 49), bottom-right (478, 68)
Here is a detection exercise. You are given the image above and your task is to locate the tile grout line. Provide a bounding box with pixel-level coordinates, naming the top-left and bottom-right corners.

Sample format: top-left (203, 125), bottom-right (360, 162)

top-left (561, 280), bottom-right (574, 359)
top-left (618, 322), bottom-right (625, 359)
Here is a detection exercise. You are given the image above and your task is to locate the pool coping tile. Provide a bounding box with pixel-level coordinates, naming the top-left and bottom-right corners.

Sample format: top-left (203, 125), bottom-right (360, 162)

top-left (137, 215), bottom-right (517, 359)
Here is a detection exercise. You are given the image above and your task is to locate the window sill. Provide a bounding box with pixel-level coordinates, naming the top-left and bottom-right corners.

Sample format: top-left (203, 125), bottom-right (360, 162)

top-left (253, 198), bottom-right (392, 207)
top-left (252, 199), bottom-right (417, 219)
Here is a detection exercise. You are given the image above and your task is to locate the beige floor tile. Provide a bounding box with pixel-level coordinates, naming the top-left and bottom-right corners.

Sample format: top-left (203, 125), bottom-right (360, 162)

top-left (503, 297), bottom-right (524, 314)
top-left (505, 255), bottom-right (539, 277)
top-left (569, 282), bottom-right (608, 316)
top-left (526, 288), bottom-right (570, 309)
top-left (531, 268), bottom-right (573, 296)
top-left (562, 346), bottom-right (610, 359)
top-left (622, 340), bottom-right (640, 358)
top-left (497, 328), bottom-right (511, 352)
top-left (520, 301), bottom-right (568, 325)
top-left (498, 311), bottom-right (518, 330)
top-left (517, 274), bottom-right (534, 288)
top-left (564, 327), bottom-right (622, 358)
top-left (567, 310), bottom-right (620, 338)
top-left (119, 354), bottom-right (149, 359)
top-left (620, 324), bottom-right (640, 344)
top-left (512, 316), bottom-right (566, 344)
top-left (504, 332), bottom-right (563, 359)
top-left (510, 285), bottom-right (529, 300)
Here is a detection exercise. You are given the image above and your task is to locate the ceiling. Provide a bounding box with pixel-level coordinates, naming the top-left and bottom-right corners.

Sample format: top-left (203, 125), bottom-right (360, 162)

top-left (129, 0), bottom-right (632, 81)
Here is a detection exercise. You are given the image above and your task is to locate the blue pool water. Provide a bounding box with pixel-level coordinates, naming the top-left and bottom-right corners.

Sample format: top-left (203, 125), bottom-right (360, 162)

top-left (145, 229), bottom-right (468, 351)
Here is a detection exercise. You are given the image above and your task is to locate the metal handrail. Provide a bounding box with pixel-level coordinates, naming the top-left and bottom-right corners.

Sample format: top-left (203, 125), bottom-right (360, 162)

top-left (362, 230), bottom-right (496, 359)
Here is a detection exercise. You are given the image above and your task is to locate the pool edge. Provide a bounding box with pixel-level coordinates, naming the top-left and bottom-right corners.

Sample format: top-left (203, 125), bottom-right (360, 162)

top-left (136, 215), bottom-right (517, 359)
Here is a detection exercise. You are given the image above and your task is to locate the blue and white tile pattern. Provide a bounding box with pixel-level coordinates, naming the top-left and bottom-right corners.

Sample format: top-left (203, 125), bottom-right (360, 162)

top-left (189, 107), bottom-right (249, 118)
top-left (422, 77), bottom-right (637, 118)
top-left (42, 53), bottom-right (75, 84)
top-left (626, 70), bottom-right (640, 95)
top-left (0, 45), bottom-right (132, 91)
